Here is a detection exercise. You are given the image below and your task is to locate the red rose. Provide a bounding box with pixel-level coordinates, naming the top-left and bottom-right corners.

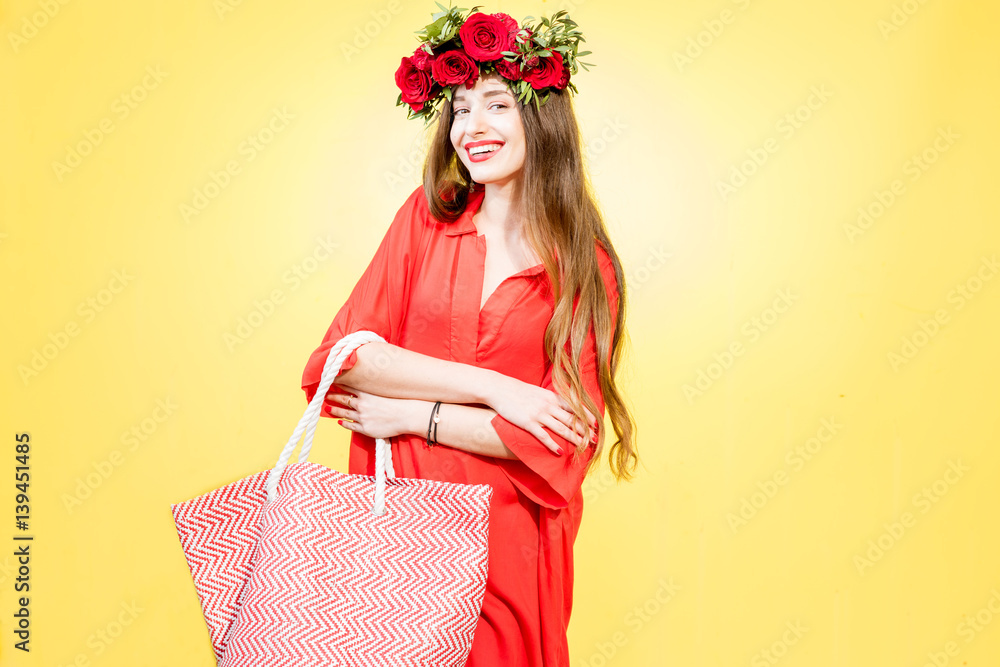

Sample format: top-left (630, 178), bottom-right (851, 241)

top-left (494, 58), bottom-right (522, 82)
top-left (458, 12), bottom-right (512, 62)
top-left (555, 62), bottom-right (571, 90)
top-left (492, 12), bottom-right (520, 39)
top-left (431, 48), bottom-right (479, 87)
top-left (523, 51), bottom-right (564, 90)
top-left (394, 56), bottom-right (433, 112)
top-left (411, 43), bottom-right (433, 71)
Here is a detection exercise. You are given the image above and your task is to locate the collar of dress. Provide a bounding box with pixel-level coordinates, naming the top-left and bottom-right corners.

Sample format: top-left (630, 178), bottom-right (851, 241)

top-left (442, 187), bottom-right (548, 277)
top-left (443, 187), bottom-right (486, 237)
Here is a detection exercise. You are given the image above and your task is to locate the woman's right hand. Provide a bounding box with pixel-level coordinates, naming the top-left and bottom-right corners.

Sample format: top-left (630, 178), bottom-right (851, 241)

top-left (487, 374), bottom-right (596, 455)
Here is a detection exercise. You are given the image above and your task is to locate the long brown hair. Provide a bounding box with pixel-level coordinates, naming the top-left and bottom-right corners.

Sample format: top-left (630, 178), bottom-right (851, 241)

top-left (420, 79), bottom-right (638, 483)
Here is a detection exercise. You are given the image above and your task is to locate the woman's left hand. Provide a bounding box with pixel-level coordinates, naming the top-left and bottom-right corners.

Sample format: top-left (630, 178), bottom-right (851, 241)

top-left (325, 383), bottom-right (413, 440)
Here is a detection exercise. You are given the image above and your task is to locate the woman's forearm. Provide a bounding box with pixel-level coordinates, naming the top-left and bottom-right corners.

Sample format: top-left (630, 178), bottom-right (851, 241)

top-left (335, 342), bottom-right (506, 407)
top-left (331, 342), bottom-right (586, 456)
top-left (396, 398), bottom-right (517, 460)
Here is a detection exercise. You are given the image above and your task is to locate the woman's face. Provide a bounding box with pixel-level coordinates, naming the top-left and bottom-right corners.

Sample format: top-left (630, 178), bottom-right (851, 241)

top-left (450, 73), bottom-right (526, 189)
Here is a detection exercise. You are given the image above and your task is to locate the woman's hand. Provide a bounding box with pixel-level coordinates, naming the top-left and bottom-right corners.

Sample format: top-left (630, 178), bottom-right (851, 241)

top-left (486, 374), bottom-right (597, 455)
top-left (325, 383), bottom-right (419, 441)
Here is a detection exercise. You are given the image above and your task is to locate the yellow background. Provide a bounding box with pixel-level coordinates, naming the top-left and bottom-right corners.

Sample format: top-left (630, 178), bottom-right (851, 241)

top-left (2, 0), bottom-right (998, 664)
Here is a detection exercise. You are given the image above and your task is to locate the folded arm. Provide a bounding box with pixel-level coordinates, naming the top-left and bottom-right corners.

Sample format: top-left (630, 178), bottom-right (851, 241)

top-left (320, 342), bottom-right (594, 455)
top-left (330, 392), bottom-right (523, 459)
top-left (332, 341), bottom-right (497, 405)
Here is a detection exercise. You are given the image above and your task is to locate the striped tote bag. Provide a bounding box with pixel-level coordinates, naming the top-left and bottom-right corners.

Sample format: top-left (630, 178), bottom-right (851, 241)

top-left (171, 331), bottom-right (493, 666)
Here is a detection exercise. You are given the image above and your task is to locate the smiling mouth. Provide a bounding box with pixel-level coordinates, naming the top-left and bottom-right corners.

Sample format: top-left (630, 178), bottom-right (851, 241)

top-left (467, 143), bottom-right (504, 161)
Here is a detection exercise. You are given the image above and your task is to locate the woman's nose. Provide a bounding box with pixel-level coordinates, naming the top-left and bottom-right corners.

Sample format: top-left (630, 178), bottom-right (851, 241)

top-left (466, 104), bottom-right (489, 134)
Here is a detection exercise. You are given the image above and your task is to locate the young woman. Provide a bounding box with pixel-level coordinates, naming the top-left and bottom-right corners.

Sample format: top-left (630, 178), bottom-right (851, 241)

top-left (301, 11), bottom-right (637, 666)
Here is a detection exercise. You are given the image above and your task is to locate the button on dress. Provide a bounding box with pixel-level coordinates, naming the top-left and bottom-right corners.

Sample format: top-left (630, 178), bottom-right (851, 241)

top-left (301, 184), bottom-right (620, 667)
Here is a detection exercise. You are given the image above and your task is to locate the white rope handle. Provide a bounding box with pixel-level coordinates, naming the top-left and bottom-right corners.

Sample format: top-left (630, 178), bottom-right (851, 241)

top-left (265, 330), bottom-right (396, 515)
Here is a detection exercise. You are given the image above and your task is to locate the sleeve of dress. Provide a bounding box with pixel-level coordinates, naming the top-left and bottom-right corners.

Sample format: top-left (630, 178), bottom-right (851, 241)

top-left (490, 243), bottom-right (621, 510)
top-left (301, 185), bottom-right (425, 411)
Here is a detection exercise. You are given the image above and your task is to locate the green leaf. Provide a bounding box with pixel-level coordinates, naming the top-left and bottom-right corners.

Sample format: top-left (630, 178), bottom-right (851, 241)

top-left (435, 1), bottom-right (448, 12)
top-left (442, 86), bottom-right (453, 100)
top-left (538, 49), bottom-right (552, 56)
top-left (577, 51), bottom-right (592, 57)
top-left (426, 17), bottom-right (447, 38)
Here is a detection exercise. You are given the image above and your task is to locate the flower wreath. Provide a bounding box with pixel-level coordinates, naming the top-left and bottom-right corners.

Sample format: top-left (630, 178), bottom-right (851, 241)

top-left (394, 3), bottom-right (594, 124)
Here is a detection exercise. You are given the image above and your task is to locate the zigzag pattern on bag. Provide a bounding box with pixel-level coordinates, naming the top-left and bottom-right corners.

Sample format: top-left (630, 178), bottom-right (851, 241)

top-left (171, 469), bottom-right (271, 663)
top-left (173, 461), bottom-right (493, 666)
top-left (171, 330), bottom-right (493, 665)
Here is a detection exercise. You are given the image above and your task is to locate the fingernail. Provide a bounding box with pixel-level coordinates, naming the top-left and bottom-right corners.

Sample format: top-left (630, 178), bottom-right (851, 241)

top-left (337, 419), bottom-right (344, 426)
top-left (556, 447), bottom-right (563, 455)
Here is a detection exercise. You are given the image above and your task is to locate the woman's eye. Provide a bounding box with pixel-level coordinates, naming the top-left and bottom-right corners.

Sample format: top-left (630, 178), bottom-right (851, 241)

top-left (452, 103), bottom-right (508, 116)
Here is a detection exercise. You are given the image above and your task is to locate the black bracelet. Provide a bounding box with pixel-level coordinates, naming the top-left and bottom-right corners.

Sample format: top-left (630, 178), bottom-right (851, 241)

top-left (432, 402), bottom-right (441, 444)
top-left (426, 401), bottom-right (442, 447)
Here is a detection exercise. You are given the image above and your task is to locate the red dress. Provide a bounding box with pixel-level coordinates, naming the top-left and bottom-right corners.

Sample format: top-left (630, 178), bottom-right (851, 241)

top-left (301, 184), bottom-right (619, 667)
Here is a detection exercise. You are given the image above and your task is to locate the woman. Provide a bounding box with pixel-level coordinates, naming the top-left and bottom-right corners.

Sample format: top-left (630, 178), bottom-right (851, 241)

top-left (301, 10), bottom-right (637, 666)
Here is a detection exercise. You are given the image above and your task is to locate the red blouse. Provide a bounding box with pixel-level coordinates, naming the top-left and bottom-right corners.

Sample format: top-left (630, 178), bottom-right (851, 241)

top-left (301, 184), bottom-right (619, 667)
